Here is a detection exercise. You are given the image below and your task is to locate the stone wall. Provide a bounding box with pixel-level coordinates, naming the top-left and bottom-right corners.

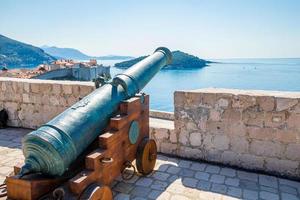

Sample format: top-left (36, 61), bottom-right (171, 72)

top-left (0, 77), bottom-right (95, 128)
top-left (2, 77), bottom-right (300, 178)
top-left (170, 88), bottom-right (300, 178)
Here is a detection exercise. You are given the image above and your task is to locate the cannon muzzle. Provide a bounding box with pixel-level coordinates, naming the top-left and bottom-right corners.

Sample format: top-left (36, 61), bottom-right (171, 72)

top-left (21, 47), bottom-right (172, 176)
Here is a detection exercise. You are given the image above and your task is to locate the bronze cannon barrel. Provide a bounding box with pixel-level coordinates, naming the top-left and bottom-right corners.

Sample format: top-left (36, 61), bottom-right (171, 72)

top-left (20, 47), bottom-right (172, 176)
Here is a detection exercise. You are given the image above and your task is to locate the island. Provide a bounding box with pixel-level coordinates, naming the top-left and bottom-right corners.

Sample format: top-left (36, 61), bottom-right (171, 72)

top-left (114, 50), bottom-right (213, 69)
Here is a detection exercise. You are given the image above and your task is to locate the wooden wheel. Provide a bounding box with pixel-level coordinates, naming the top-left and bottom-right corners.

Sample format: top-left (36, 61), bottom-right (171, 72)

top-left (136, 137), bottom-right (157, 175)
top-left (79, 183), bottom-right (112, 200)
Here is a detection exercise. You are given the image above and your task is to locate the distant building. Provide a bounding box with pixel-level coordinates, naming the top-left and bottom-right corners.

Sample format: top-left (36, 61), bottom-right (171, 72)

top-left (33, 59), bottom-right (111, 81)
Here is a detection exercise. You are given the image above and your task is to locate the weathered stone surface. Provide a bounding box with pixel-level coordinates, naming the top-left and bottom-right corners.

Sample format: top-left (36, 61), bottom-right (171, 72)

top-left (257, 96), bottom-right (275, 111)
top-left (249, 140), bottom-right (283, 158)
top-left (0, 78), bottom-right (94, 129)
top-left (173, 89), bottom-right (300, 178)
top-left (276, 98), bottom-right (298, 111)
top-left (232, 95), bottom-right (256, 109)
top-left (212, 135), bottom-right (230, 150)
top-left (190, 132), bottom-right (202, 147)
top-left (230, 137), bottom-right (249, 153)
top-left (287, 113), bottom-right (300, 130)
top-left (265, 158), bottom-right (298, 175)
top-left (286, 144), bottom-right (300, 161)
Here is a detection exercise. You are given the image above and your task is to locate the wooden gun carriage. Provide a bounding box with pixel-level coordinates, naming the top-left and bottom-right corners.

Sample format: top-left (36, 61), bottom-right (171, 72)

top-left (6, 95), bottom-right (157, 200)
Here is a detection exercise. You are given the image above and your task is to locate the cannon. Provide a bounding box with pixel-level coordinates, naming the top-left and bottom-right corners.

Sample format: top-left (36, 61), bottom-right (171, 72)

top-left (5, 47), bottom-right (172, 200)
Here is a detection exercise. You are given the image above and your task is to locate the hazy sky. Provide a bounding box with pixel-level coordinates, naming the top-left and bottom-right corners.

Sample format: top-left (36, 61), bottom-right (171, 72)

top-left (1, 0), bottom-right (300, 58)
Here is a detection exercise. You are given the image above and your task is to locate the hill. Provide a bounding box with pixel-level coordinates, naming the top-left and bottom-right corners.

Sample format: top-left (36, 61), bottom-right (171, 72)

top-left (114, 51), bottom-right (212, 69)
top-left (42, 46), bottom-right (134, 60)
top-left (0, 35), bottom-right (55, 68)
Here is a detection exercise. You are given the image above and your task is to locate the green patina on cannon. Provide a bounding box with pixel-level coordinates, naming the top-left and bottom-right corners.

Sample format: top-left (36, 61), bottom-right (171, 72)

top-left (20, 47), bottom-right (172, 177)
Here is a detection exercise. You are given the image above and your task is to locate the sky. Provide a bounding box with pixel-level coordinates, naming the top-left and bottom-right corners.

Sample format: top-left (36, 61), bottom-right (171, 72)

top-left (1, 0), bottom-right (300, 58)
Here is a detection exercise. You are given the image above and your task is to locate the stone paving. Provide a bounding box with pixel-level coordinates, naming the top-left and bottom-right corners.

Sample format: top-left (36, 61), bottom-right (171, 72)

top-left (1, 128), bottom-right (300, 200)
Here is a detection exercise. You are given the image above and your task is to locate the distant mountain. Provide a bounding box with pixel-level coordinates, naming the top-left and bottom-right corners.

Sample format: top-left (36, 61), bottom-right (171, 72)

top-left (0, 35), bottom-right (56, 68)
top-left (42, 46), bottom-right (134, 60)
top-left (115, 50), bottom-right (212, 69)
top-left (41, 46), bottom-right (90, 60)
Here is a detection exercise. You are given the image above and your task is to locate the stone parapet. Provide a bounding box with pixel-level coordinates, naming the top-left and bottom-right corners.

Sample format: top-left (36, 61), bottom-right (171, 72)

top-left (173, 88), bottom-right (300, 179)
top-left (150, 110), bottom-right (174, 120)
top-left (0, 77), bottom-right (95, 128)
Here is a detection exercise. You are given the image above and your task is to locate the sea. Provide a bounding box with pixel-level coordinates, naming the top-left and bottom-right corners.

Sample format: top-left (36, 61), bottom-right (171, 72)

top-left (10, 58), bottom-right (300, 112)
top-left (109, 58), bottom-right (300, 112)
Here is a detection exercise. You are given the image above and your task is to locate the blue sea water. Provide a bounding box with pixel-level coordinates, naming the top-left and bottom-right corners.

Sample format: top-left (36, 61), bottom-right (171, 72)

top-left (109, 58), bottom-right (300, 112)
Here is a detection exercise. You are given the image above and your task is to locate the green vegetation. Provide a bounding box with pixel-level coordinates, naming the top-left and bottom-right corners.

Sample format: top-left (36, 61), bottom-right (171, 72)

top-left (115, 50), bottom-right (212, 69)
top-left (0, 34), bottom-right (55, 68)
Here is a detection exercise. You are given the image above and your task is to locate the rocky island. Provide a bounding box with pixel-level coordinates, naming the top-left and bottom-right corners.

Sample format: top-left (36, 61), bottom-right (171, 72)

top-left (115, 50), bottom-right (212, 69)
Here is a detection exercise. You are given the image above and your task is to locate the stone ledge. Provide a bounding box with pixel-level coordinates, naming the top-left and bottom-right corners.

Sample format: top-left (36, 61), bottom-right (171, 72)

top-left (150, 110), bottom-right (174, 120)
top-left (0, 77), bottom-right (95, 86)
top-left (176, 87), bottom-right (300, 98)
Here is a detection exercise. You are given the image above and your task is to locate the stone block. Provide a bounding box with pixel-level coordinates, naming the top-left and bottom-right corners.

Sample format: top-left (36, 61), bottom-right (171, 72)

top-left (4, 102), bottom-right (19, 120)
top-left (72, 85), bottom-right (80, 96)
top-left (285, 144), bottom-right (300, 161)
top-left (257, 96), bottom-right (275, 111)
top-left (202, 93), bottom-right (217, 107)
top-left (247, 127), bottom-right (273, 141)
top-left (230, 137), bottom-right (249, 153)
top-left (67, 96), bottom-right (79, 106)
top-left (153, 128), bottom-right (169, 140)
top-left (22, 93), bottom-right (30, 103)
top-left (221, 151), bottom-right (239, 165)
top-left (259, 174), bottom-right (278, 189)
top-left (273, 129), bottom-right (297, 144)
top-left (174, 91), bottom-right (186, 108)
top-left (178, 129), bottom-right (189, 145)
top-left (232, 95), bottom-right (256, 109)
top-left (287, 113), bottom-right (300, 130)
top-left (249, 140), bottom-right (283, 158)
top-left (52, 84), bottom-right (61, 95)
top-left (259, 191), bottom-right (279, 200)
top-left (206, 121), bottom-right (225, 134)
top-left (242, 109), bottom-right (264, 127)
top-left (240, 154), bottom-right (264, 170)
top-left (212, 135), bottom-right (230, 150)
top-left (49, 95), bottom-right (60, 106)
top-left (178, 146), bottom-right (203, 159)
top-left (30, 83), bottom-right (40, 93)
top-left (169, 129), bottom-right (177, 143)
top-left (195, 171), bottom-right (210, 181)
top-left (216, 98), bottom-right (229, 108)
top-left (276, 98), bottom-right (298, 111)
top-left (160, 142), bottom-right (177, 154)
top-left (265, 158), bottom-right (298, 175)
top-left (210, 174), bottom-right (225, 184)
top-left (1, 82), bottom-right (6, 91)
top-left (264, 111), bottom-right (286, 128)
top-left (23, 82), bottom-right (30, 93)
top-left (189, 132), bottom-right (202, 147)
top-left (222, 109), bottom-right (241, 123)
top-left (205, 148), bottom-right (222, 162)
top-left (40, 83), bottom-right (52, 94)
top-left (80, 85), bottom-right (93, 96)
top-left (62, 84), bottom-right (73, 95)
top-left (209, 109), bottom-right (221, 121)
top-left (225, 122), bottom-right (246, 137)
top-left (202, 134), bottom-right (214, 149)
